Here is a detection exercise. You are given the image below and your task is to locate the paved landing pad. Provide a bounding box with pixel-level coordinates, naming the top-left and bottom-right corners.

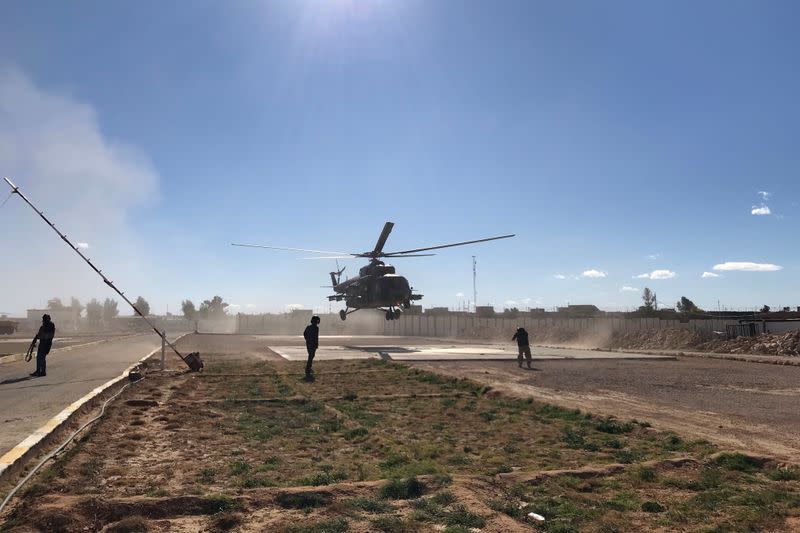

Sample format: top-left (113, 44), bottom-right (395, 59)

top-left (269, 343), bottom-right (676, 362)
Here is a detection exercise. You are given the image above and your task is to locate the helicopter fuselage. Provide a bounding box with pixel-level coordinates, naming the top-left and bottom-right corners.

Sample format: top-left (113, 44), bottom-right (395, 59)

top-left (328, 260), bottom-right (422, 311)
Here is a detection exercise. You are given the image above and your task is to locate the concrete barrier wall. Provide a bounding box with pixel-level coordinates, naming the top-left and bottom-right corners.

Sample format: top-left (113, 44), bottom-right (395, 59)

top-left (383, 315), bottom-right (741, 339)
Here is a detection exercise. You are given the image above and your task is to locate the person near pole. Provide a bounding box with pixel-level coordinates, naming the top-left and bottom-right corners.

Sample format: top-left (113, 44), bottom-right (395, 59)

top-left (303, 315), bottom-right (321, 380)
top-left (512, 326), bottom-right (532, 369)
top-left (30, 314), bottom-right (56, 377)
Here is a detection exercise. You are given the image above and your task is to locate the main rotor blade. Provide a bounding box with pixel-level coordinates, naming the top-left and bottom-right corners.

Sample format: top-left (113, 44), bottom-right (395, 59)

top-left (232, 243), bottom-right (355, 256)
top-left (384, 234), bottom-right (515, 255)
top-left (371, 221), bottom-right (394, 256)
top-left (372, 253), bottom-right (436, 257)
top-left (303, 256), bottom-right (360, 260)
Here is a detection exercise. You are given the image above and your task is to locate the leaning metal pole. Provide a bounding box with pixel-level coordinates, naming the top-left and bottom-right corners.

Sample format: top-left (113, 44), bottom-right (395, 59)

top-left (3, 177), bottom-right (202, 371)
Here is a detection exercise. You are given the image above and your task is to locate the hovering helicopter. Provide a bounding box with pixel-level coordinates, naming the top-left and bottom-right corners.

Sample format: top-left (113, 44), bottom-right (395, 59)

top-left (233, 222), bottom-right (514, 321)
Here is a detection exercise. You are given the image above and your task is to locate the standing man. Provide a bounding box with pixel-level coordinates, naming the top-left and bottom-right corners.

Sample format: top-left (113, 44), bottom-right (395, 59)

top-left (30, 314), bottom-right (56, 377)
top-left (512, 326), bottom-right (532, 369)
top-left (303, 315), bottom-right (320, 380)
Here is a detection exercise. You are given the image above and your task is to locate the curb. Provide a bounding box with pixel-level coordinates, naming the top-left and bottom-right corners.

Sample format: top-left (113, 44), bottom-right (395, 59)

top-left (0, 333), bottom-right (189, 481)
top-left (0, 333), bottom-right (145, 366)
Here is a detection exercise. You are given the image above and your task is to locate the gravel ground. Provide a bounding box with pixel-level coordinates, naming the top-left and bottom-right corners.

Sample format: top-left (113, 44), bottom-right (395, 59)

top-left (412, 357), bottom-right (800, 462)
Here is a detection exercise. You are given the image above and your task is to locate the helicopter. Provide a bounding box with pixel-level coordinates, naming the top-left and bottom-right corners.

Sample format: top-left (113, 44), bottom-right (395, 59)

top-left (232, 222), bottom-right (514, 321)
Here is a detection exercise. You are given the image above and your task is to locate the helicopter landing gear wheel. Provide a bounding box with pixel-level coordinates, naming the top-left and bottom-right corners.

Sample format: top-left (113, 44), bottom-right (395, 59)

top-left (339, 309), bottom-right (347, 321)
top-left (393, 308), bottom-right (402, 319)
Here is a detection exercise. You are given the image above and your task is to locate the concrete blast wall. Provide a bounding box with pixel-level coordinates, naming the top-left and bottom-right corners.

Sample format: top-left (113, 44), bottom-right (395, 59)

top-left (381, 315), bottom-right (742, 339)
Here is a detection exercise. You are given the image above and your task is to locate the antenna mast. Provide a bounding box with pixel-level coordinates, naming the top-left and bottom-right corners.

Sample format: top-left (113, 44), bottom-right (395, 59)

top-left (472, 256), bottom-right (477, 313)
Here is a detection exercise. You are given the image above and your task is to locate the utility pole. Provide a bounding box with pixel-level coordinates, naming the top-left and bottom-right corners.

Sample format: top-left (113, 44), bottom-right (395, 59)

top-left (472, 256), bottom-right (477, 313)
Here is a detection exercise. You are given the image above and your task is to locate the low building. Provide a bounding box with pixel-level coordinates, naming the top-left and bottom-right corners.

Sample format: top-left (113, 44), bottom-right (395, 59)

top-left (556, 305), bottom-right (602, 317)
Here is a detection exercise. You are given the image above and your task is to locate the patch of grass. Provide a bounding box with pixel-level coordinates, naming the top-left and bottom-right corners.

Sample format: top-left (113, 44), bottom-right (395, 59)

top-left (229, 459), bottom-right (251, 476)
top-left (343, 427), bottom-right (369, 440)
top-left (641, 501), bottom-right (665, 513)
top-left (561, 428), bottom-right (586, 449)
top-left (634, 466), bottom-right (657, 482)
top-left (145, 487), bottom-right (169, 497)
top-left (613, 450), bottom-right (639, 464)
top-left (371, 516), bottom-right (415, 532)
top-left (604, 491), bottom-right (640, 512)
top-left (296, 470), bottom-right (347, 486)
top-left (594, 417), bottom-right (634, 434)
top-left (348, 497), bottom-right (395, 513)
top-left (203, 495), bottom-right (240, 514)
top-left (489, 498), bottom-right (525, 520)
top-left (487, 463), bottom-right (513, 476)
top-left (661, 434), bottom-right (686, 451)
top-left (380, 477), bottom-right (425, 500)
top-left (446, 454), bottom-right (471, 466)
top-left (430, 491), bottom-right (457, 506)
top-left (198, 467), bottom-right (216, 484)
top-left (288, 517), bottom-right (349, 533)
top-left (79, 457), bottom-right (103, 479)
top-left (410, 497), bottom-right (446, 522)
top-left (479, 410), bottom-right (498, 422)
top-left (713, 453), bottom-right (767, 473)
top-left (275, 491), bottom-right (330, 509)
top-left (444, 505), bottom-right (485, 528)
top-left (536, 404), bottom-right (585, 422)
top-left (238, 475), bottom-right (276, 488)
top-left (766, 467), bottom-right (800, 481)
top-left (379, 453), bottom-right (409, 469)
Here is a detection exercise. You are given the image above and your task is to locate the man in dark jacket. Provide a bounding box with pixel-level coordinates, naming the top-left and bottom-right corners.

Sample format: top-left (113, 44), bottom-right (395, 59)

top-left (303, 315), bottom-right (320, 380)
top-left (512, 327), bottom-right (531, 369)
top-left (30, 314), bottom-right (56, 377)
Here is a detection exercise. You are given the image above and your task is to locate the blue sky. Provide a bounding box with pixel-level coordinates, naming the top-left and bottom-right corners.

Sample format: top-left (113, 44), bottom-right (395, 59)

top-left (1, 1), bottom-right (798, 315)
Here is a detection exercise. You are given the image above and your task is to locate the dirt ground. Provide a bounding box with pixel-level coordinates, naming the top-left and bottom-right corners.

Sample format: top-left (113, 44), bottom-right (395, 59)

top-left (413, 357), bottom-right (800, 463)
top-left (1, 334), bottom-right (798, 532)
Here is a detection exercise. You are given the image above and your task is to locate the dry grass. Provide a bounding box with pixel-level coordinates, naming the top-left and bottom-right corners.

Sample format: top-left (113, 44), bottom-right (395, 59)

top-left (1, 356), bottom-right (798, 532)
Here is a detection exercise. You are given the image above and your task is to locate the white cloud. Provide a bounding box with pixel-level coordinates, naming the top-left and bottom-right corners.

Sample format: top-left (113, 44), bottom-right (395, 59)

top-left (505, 300), bottom-right (518, 307)
top-left (635, 270), bottom-right (677, 280)
top-left (581, 269), bottom-right (607, 279)
top-left (701, 272), bottom-right (719, 279)
top-left (553, 274), bottom-right (567, 280)
top-left (0, 68), bottom-right (159, 314)
top-left (76, 242), bottom-right (89, 249)
top-left (227, 304), bottom-right (242, 311)
top-left (758, 191), bottom-right (770, 200)
top-left (713, 262), bottom-right (783, 272)
top-left (245, 303), bottom-right (257, 309)
top-left (621, 286), bottom-right (638, 292)
top-left (285, 303), bottom-right (305, 311)
top-left (646, 253), bottom-right (662, 260)
top-left (751, 205), bottom-right (771, 216)
top-left (455, 292), bottom-right (465, 298)
top-left (651, 269), bottom-right (677, 280)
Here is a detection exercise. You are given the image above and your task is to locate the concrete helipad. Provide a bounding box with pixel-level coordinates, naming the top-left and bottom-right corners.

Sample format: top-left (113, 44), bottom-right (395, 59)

top-left (268, 342), bottom-right (676, 362)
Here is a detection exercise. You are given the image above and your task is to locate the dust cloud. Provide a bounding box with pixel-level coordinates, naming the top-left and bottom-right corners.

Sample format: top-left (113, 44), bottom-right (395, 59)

top-left (0, 68), bottom-right (159, 316)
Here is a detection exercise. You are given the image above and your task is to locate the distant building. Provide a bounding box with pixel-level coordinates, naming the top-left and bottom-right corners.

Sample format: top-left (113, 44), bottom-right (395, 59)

top-left (556, 305), bottom-right (602, 317)
top-left (405, 305), bottom-right (423, 315)
top-left (424, 307), bottom-right (450, 316)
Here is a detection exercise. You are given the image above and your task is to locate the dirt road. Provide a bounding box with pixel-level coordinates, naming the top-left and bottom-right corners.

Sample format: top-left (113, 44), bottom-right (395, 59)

top-left (412, 357), bottom-right (800, 462)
